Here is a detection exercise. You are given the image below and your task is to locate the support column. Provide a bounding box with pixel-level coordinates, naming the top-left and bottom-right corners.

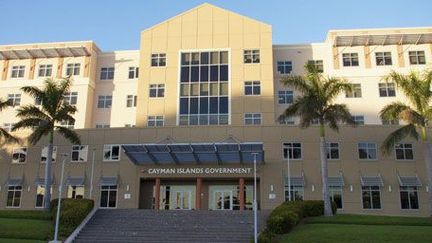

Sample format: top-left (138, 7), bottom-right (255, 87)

top-left (239, 178), bottom-right (245, 211)
top-left (29, 58), bottom-right (36, 80)
top-left (332, 46), bottom-right (340, 70)
top-left (364, 46), bottom-right (371, 68)
top-left (1, 60), bottom-right (9, 80)
top-left (56, 57), bottom-right (64, 79)
top-left (397, 45), bottom-right (405, 68)
top-left (154, 178), bottom-right (160, 210)
top-left (196, 178), bottom-right (202, 210)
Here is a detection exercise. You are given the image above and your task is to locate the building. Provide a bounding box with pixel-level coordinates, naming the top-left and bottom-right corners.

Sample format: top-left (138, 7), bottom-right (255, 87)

top-left (0, 3), bottom-right (431, 216)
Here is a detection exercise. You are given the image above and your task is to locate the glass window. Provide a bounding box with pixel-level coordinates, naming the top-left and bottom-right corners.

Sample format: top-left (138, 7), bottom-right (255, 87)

top-left (96, 124), bottom-right (110, 129)
top-left (277, 61), bottom-right (292, 74)
top-left (358, 142), bottom-right (377, 160)
top-left (409, 51), bottom-right (426, 65)
top-left (244, 49), bottom-right (260, 64)
top-left (41, 146), bottom-right (57, 163)
top-left (38, 64), bottom-right (53, 77)
top-left (97, 96), bottom-right (112, 108)
top-left (283, 142), bottom-right (302, 160)
top-left (35, 185), bottom-right (45, 208)
top-left (7, 186), bottom-right (22, 208)
top-left (71, 145), bottom-right (88, 162)
top-left (149, 84), bottom-right (165, 98)
top-left (382, 118), bottom-right (399, 126)
top-left (103, 145), bottom-right (120, 161)
top-left (100, 185), bottom-right (117, 208)
top-left (151, 53), bottom-right (166, 67)
top-left (329, 186), bottom-right (343, 209)
top-left (400, 186), bottom-right (419, 209)
top-left (326, 143), bottom-right (340, 160)
top-left (59, 120), bottom-right (75, 129)
top-left (2, 123), bottom-right (14, 132)
top-left (244, 113), bottom-right (261, 125)
top-left (279, 116), bottom-right (295, 125)
top-left (395, 143), bottom-right (414, 160)
top-left (66, 63), bottom-right (81, 76)
top-left (379, 83), bottom-right (396, 97)
top-left (342, 53), bottom-right (359, 67)
top-left (100, 67), bottom-right (115, 80)
top-left (63, 92), bottom-right (78, 105)
top-left (7, 93), bottom-right (21, 106)
top-left (308, 60), bottom-right (324, 72)
top-left (11, 66), bottom-right (25, 78)
top-left (278, 90), bottom-right (293, 104)
top-left (126, 95), bottom-right (137, 108)
top-left (128, 67), bottom-right (139, 79)
top-left (352, 115), bottom-right (365, 125)
top-left (375, 52), bottom-right (392, 66)
top-left (148, 116), bottom-right (164, 127)
top-left (345, 84), bottom-right (362, 98)
top-left (284, 185), bottom-right (304, 201)
top-left (362, 186), bottom-right (381, 209)
top-left (12, 147), bottom-right (27, 163)
top-left (67, 186), bottom-right (85, 199)
top-left (244, 81), bottom-right (261, 95)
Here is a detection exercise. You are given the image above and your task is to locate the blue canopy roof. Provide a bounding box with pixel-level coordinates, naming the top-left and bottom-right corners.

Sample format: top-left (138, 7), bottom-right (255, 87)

top-left (122, 142), bottom-right (264, 165)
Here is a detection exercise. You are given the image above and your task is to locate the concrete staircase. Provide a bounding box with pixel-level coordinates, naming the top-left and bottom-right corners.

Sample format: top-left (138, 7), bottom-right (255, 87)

top-left (73, 209), bottom-right (270, 243)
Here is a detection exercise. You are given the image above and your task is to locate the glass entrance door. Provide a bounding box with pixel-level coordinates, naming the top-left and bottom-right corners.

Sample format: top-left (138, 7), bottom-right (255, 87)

top-left (213, 190), bottom-right (233, 210)
top-left (172, 190), bottom-right (192, 210)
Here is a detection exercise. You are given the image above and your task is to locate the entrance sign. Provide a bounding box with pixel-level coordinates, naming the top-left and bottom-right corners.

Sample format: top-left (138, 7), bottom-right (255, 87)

top-left (146, 167), bottom-right (252, 175)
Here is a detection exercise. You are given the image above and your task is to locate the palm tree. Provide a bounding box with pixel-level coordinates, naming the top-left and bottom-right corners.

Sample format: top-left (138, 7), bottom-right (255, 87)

top-left (380, 69), bottom-right (432, 216)
top-left (279, 63), bottom-right (356, 216)
top-left (0, 99), bottom-right (19, 143)
top-left (12, 77), bottom-right (81, 209)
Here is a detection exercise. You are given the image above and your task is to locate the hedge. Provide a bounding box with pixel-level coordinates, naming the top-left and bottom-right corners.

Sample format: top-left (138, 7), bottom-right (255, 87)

top-left (258, 200), bottom-right (337, 243)
top-left (50, 199), bottom-right (94, 238)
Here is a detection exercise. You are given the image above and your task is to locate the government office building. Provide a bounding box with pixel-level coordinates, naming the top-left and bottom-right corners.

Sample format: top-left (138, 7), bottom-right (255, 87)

top-left (0, 3), bottom-right (431, 216)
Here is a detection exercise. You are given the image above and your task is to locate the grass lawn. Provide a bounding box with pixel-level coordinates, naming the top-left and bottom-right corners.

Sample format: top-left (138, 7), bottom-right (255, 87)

top-left (280, 214), bottom-right (432, 243)
top-left (0, 211), bottom-right (52, 242)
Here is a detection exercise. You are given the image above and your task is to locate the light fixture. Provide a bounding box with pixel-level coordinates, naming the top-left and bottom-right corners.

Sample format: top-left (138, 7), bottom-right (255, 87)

top-left (312, 185), bottom-right (315, 192)
top-left (388, 185), bottom-right (392, 192)
top-left (350, 185), bottom-right (353, 192)
top-left (270, 185), bottom-right (274, 192)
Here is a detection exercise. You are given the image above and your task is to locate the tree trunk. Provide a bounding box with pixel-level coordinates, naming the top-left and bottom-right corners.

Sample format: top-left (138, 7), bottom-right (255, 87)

top-left (319, 125), bottom-right (333, 216)
top-left (43, 131), bottom-right (54, 210)
top-left (421, 127), bottom-right (432, 216)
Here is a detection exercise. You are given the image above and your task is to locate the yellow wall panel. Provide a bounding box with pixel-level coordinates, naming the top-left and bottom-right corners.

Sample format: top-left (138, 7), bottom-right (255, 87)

top-left (197, 35), bottom-right (213, 49)
top-left (197, 21), bottom-right (213, 36)
top-left (181, 36), bottom-right (197, 49)
top-left (214, 21), bottom-right (229, 35)
top-left (213, 35), bottom-right (229, 48)
top-left (243, 33), bottom-right (260, 48)
top-left (167, 19), bottom-right (182, 37)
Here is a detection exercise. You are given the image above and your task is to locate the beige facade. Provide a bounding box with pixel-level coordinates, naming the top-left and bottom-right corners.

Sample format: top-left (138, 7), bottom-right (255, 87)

top-left (0, 3), bottom-right (432, 216)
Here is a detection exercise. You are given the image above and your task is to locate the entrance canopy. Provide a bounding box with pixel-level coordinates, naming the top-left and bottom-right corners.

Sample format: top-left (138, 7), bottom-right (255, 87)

top-left (122, 142), bottom-right (264, 165)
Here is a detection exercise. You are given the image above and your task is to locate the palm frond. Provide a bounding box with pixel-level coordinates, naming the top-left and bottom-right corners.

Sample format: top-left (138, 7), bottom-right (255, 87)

top-left (12, 118), bottom-right (46, 132)
top-left (53, 105), bottom-right (77, 122)
top-left (55, 126), bottom-right (81, 145)
top-left (380, 102), bottom-right (425, 125)
top-left (28, 123), bottom-right (53, 145)
top-left (15, 105), bottom-right (51, 120)
top-left (0, 98), bottom-right (8, 112)
top-left (21, 86), bottom-right (44, 100)
top-left (381, 124), bottom-right (419, 154)
top-left (324, 104), bottom-right (356, 129)
top-left (280, 75), bottom-right (311, 94)
top-left (0, 128), bottom-right (20, 144)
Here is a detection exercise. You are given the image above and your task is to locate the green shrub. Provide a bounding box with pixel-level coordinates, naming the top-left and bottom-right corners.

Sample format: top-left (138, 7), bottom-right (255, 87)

top-left (257, 230), bottom-right (276, 243)
top-left (50, 199), bottom-right (94, 237)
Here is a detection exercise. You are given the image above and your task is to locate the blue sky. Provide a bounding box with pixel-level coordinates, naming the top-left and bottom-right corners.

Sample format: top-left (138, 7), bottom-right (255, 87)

top-left (0, 0), bottom-right (431, 51)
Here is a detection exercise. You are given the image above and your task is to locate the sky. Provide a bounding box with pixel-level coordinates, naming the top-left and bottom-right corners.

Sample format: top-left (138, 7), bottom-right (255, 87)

top-left (0, 0), bottom-right (431, 51)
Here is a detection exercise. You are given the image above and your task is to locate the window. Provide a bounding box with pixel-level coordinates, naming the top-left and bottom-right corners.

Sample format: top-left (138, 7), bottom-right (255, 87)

top-left (66, 63), bottom-right (81, 76)
top-left (345, 84), bottom-right (362, 98)
top-left (41, 146), bottom-right (57, 163)
top-left (35, 185), bottom-right (45, 208)
top-left (35, 97), bottom-right (42, 106)
top-left (38, 64), bottom-right (53, 77)
top-left (67, 186), bottom-right (84, 199)
top-left (151, 53), bottom-right (166, 67)
top-left (375, 52), bottom-right (392, 66)
top-left (149, 84), bottom-right (165, 98)
top-left (103, 145), bottom-right (120, 161)
top-left (358, 142), bottom-right (377, 160)
top-left (283, 143), bottom-right (302, 160)
top-left (11, 66), bottom-right (25, 78)
top-left (278, 90), bottom-right (294, 104)
top-left (279, 116), bottom-right (295, 125)
top-left (379, 83), bottom-right (396, 97)
top-left (12, 147), bottom-right (27, 163)
top-left (400, 186), bottom-right (419, 209)
top-left (60, 120), bottom-right (75, 129)
top-left (100, 185), bottom-right (117, 208)
top-left (179, 51), bottom-right (229, 126)
top-left (244, 81), bottom-right (261, 95)
top-left (277, 61), bottom-right (292, 74)
top-left (395, 143), bottom-right (414, 160)
top-left (2, 123), bottom-right (13, 132)
top-left (7, 94), bottom-right (21, 106)
top-left (97, 96), bottom-right (112, 108)
top-left (409, 51), bottom-right (426, 65)
top-left (96, 124), bottom-right (110, 129)
top-left (284, 186), bottom-right (304, 201)
top-left (100, 67), bottom-right (115, 80)
top-left (124, 124), bottom-right (135, 128)
top-left (128, 67), bottom-right (139, 79)
top-left (382, 118), bottom-right (399, 125)
top-left (64, 92), bottom-right (78, 105)
top-left (7, 186), bottom-right (22, 208)
top-left (352, 115), bottom-right (365, 125)
top-left (147, 116), bottom-right (164, 127)
top-left (342, 53), bottom-right (359, 67)
top-left (362, 186), bottom-right (381, 209)
top-left (126, 95), bottom-right (137, 107)
top-left (244, 113), bottom-right (262, 125)
top-left (326, 143), bottom-right (340, 160)
top-left (329, 186), bottom-right (343, 209)
top-left (71, 145), bottom-right (88, 162)
top-left (244, 49), bottom-right (260, 63)
top-left (308, 60), bottom-right (324, 72)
